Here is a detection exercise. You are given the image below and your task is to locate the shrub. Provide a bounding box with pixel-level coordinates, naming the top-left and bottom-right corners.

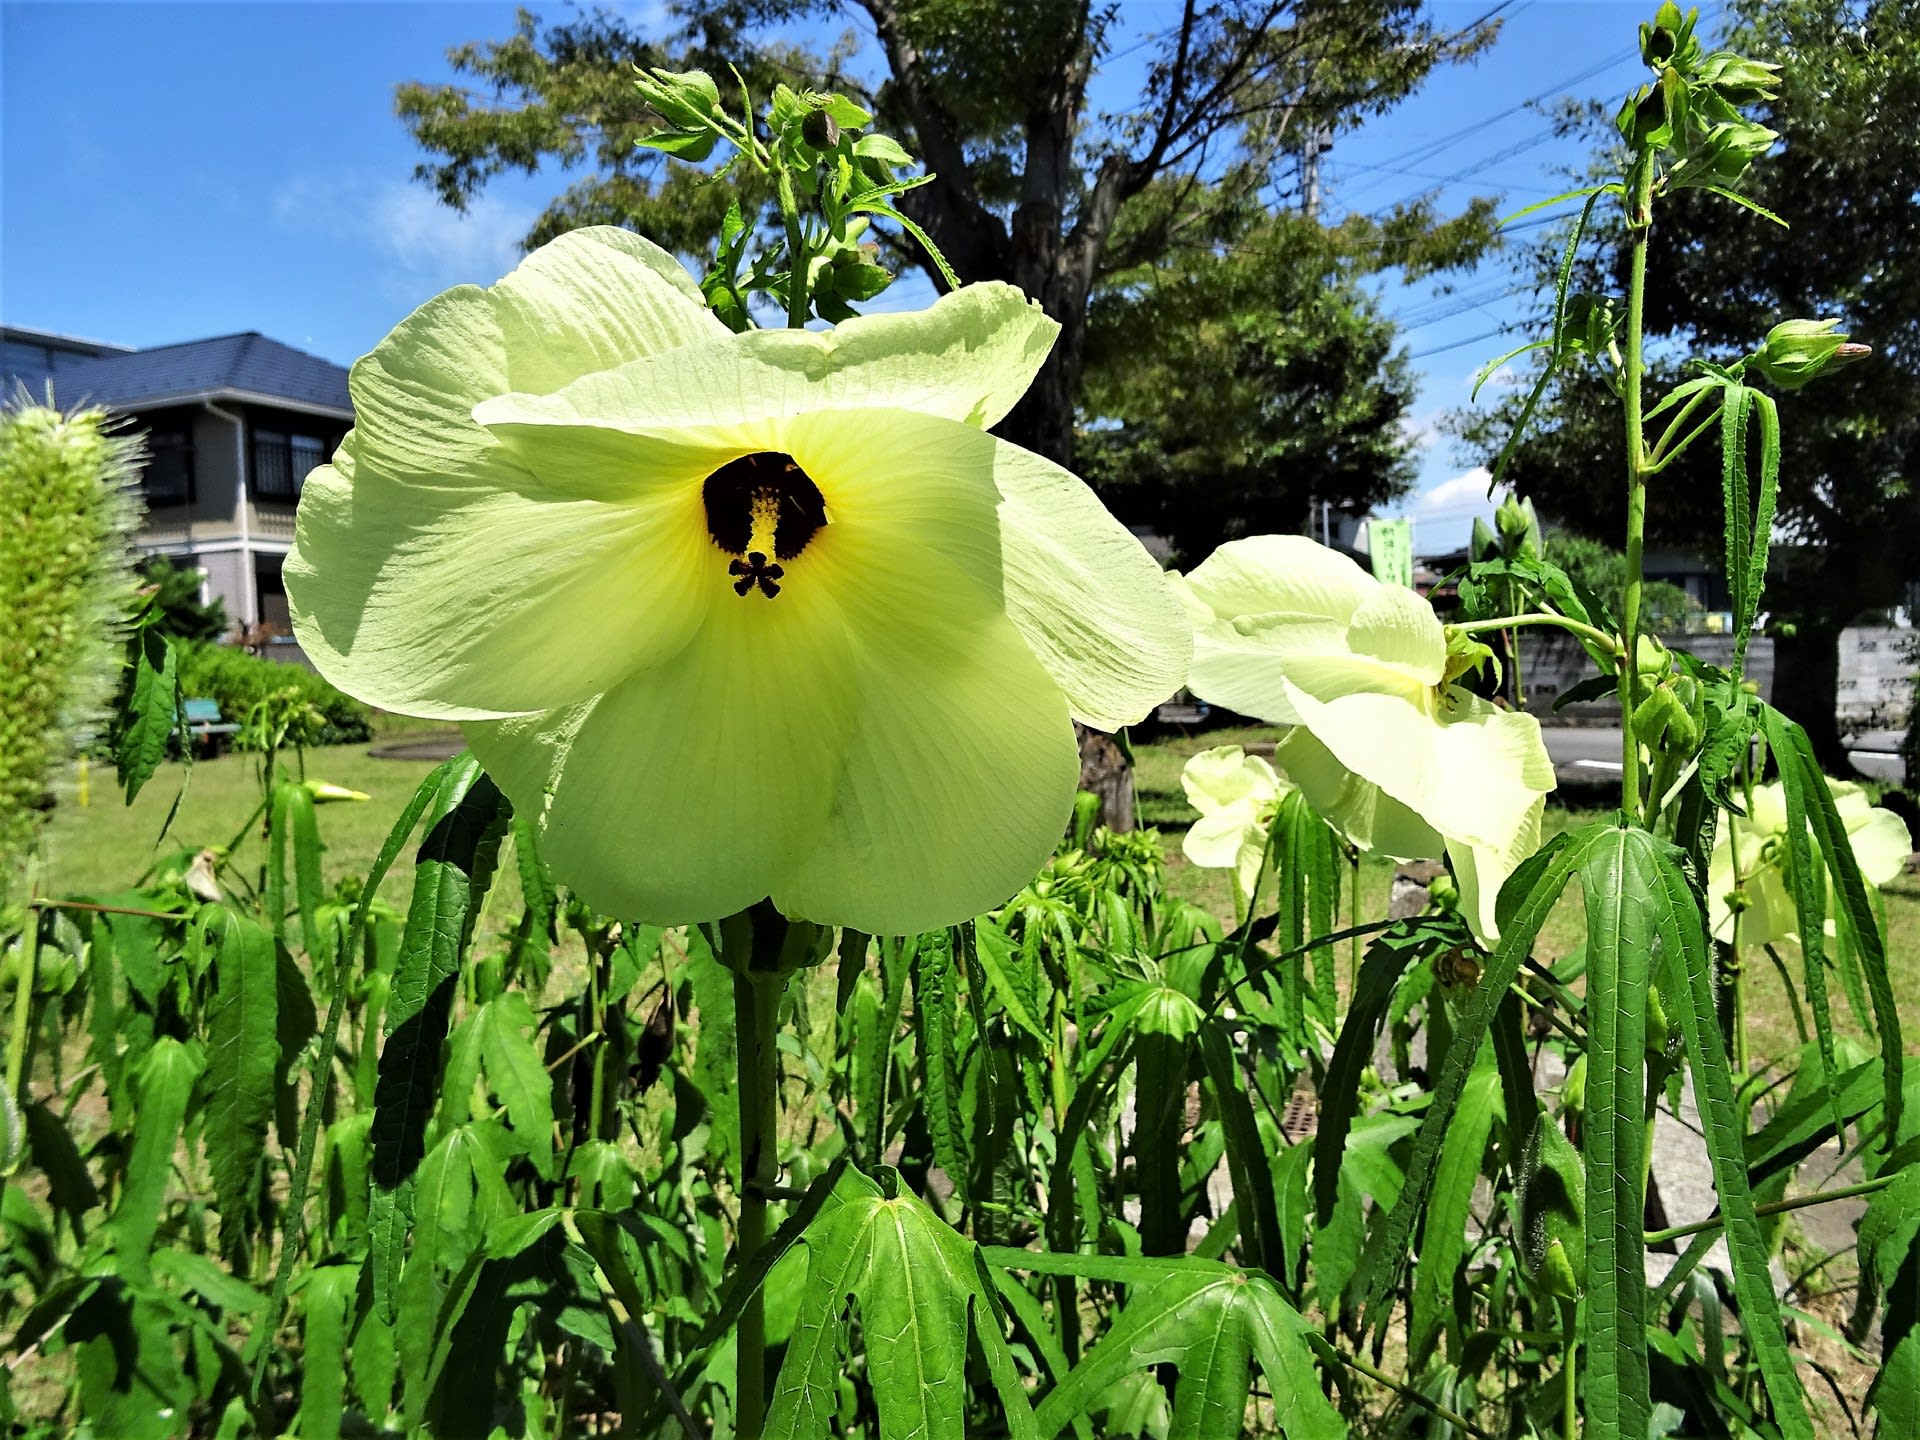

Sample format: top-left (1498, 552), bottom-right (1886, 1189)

top-left (177, 642), bottom-right (372, 749)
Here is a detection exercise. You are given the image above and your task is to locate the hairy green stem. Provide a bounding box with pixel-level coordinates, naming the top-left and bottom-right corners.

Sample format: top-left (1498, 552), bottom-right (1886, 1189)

top-left (1453, 612), bottom-right (1622, 656)
top-left (1560, 1299), bottom-right (1579, 1440)
top-left (1619, 153), bottom-right (1657, 821)
top-left (733, 959), bottom-right (785, 1440)
top-left (777, 167), bottom-right (809, 330)
top-left (1644, 1173), bottom-right (1897, 1247)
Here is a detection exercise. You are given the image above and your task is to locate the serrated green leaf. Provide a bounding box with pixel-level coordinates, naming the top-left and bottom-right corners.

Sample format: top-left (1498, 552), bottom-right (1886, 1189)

top-left (205, 908), bottom-right (279, 1268)
top-left (111, 1035), bottom-right (202, 1274)
top-left (912, 931), bottom-right (971, 1203)
top-left (478, 992), bottom-right (556, 1175)
top-left (1578, 827), bottom-right (1653, 1440)
top-left (297, 1264), bottom-right (358, 1440)
top-left (116, 628), bottom-right (177, 804)
top-left (369, 757), bottom-right (509, 1324)
top-left (765, 1166), bottom-right (1038, 1440)
top-left (1198, 1020), bottom-right (1283, 1277)
top-left (1647, 832), bottom-right (1816, 1438)
top-left (1412, 1046), bottom-right (1499, 1365)
top-left (1365, 826), bottom-right (1593, 1324)
top-left (1029, 1262), bottom-right (1342, 1440)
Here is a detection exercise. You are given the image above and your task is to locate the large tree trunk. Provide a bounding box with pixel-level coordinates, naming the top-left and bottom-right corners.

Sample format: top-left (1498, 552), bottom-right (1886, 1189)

top-left (1771, 622), bottom-right (1850, 772)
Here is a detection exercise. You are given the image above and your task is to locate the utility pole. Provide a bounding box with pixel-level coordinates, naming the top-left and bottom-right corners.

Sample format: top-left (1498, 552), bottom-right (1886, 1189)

top-left (1301, 125), bottom-right (1331, 219)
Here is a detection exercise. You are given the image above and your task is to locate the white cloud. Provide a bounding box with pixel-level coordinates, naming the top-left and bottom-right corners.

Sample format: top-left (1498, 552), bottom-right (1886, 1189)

top-left (276, 174), bottom-right (536, 290)
top-left (371, 184), bottom-right (535, 284)
top-left (1412, 466), bottom-right (1503, 517)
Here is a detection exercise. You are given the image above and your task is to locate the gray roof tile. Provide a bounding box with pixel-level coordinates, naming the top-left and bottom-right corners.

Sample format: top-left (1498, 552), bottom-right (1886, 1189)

top-left (51, 332), bottom-right (351, 414)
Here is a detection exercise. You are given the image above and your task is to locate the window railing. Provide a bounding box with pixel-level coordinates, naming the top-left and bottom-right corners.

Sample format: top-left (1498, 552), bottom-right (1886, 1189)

top-left (251, 429), bottom-right (329, 502)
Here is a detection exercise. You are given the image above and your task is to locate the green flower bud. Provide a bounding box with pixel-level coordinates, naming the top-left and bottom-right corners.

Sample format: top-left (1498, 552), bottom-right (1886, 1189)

top-left (1519, 1112), bottom-right (1587, 1301)
top-left (1696, 50), bottom-right (1780, 104)
top-left (1470, 515), bottom-right (1499, 564)
top-left (1753, 318), bottom-right (1870, 391)
top-left (1639, 3), bottom-right (1702, 72)
top-left (1495, 495), bottom-right (1543, 560)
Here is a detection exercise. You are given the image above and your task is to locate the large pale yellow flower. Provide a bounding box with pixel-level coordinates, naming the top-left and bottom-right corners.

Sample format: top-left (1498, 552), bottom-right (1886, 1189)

top-left (1708, 779), bottom-right (1912, 947)
top-left (1175, 536), bottom-right (1554, 941)
top-left (287, 227), bottom-right (1188, 933)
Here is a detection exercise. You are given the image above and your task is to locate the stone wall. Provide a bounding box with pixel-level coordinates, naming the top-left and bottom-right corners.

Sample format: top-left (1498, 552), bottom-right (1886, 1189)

top-left (1510, 629), bottom-right (1918, 732)
top-left (1837, 628), bottom-right (1916, 731)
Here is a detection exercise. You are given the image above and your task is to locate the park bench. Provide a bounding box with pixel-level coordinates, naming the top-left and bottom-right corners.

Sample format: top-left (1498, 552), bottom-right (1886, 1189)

top-left (178, 697), bottom-right (240, 757)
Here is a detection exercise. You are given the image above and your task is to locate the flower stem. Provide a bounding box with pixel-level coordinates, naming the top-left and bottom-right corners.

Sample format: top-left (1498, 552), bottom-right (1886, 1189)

top-left (777, 167), bottom-right (810, 331)
top-left (731, 938), bottom-right (787, 1440)
top-left (1619, 152), bottom-right (1656, 822)
top-left (1642, 1172), bottom-right (1898, 1247)
top-left (1560, 1298), bottom-right (1579, 1440)
top-left (1452, 612), bottom-right (1621, 656)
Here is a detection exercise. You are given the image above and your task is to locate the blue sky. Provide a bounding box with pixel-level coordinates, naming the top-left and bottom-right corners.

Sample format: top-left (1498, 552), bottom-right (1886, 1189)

top-left (2, 0), bottom-right (1702, 553)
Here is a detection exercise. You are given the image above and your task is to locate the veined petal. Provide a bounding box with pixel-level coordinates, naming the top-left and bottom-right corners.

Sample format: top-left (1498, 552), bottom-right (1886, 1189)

top-left (339, 227), bottom-right (725, 495)
top-left (465, 571), bottom-right (859, 925)
top-left (775, 602), bottom-right (1080, 933)
top-left (1343, 584), bottom-right (1446, 685)
top-left (990, 438), bottom-right (1190, 728)
top-left (466, 282), bottom-right (1056, 440)
top-left (288, 461), bottom-right (713, 718)
top-left (486, 227), bottom-right (725, 393)
top-left (1273, 729), bottom-right (1442, 860)
top-left (1180, 579), bottom-right (1308, 726)
top-left (1286, 685), bottom-right (1553, 857)
top-left (1182, 536), bottom-right (1378, 631)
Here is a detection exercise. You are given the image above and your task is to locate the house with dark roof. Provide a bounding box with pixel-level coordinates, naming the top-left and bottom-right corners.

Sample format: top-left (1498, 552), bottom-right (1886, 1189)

top-left (3, 326), bottom-right (351, 638)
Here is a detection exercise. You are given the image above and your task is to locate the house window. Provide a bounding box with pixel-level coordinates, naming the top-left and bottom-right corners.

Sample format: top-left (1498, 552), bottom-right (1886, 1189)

top-left (252, 428), bottom-right (329, 501)
top-left (143, 425), bottom-right (194, 507)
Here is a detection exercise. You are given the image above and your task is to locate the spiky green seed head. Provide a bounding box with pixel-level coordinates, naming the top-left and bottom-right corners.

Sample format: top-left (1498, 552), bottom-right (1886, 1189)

top-left (0, 398), bottom-right (144, 896)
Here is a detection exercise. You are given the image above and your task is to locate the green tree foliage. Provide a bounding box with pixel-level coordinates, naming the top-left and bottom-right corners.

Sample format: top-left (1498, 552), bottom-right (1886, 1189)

top-left (396, 0), bottom-right (1501, 463)
top-left (1548, 531), bottom-right (1696, 634)
top-left (1078, 211), bottom-right (1419, 565)
top-left (1455, 0), bottom-right (1920, 763)
top-left (135, 557), bottom-right (228, 645)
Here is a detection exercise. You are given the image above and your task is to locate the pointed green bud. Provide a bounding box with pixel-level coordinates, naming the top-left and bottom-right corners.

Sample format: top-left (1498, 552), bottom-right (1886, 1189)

top-left (1470, 515), bottom-right (1499, 563)
top-left (1696, 50), bottom-right (1780, 104)
top-left (1753, 318), bottom-right (1869, 391)
top-left (1519, 1111), bottom-right (1587, 1301)
top-left (1495, 495), bottom-right (1543, 560)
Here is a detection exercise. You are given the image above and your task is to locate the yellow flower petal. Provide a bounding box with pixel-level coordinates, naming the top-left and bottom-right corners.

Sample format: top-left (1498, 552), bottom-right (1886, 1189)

top-left (467, 575), bottom-right (858, 925)
top-left (289, 462), bottom-right (713, 718)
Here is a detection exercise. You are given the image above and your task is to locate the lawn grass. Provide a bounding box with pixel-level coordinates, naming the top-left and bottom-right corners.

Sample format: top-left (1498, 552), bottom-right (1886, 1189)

top-left (41, 732), bottom-right (444, 909)
top-left (39, 721), bottom-right (1915, 1071)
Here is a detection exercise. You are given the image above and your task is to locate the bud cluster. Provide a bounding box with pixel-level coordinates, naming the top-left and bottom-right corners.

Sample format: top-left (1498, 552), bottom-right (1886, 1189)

top-left (633, 68), bottom-right (940, 328)
top-left (1616, 3), bottom-right (1781, 192)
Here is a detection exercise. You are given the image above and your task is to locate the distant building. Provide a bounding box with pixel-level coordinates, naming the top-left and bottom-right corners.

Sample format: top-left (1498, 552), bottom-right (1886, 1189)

top-left (4, 325), bottom-right (350, 639)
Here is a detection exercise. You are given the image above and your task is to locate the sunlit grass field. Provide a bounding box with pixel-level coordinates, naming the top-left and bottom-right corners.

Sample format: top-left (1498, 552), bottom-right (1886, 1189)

top-left (42, 719), bottom-right (1918, 1070)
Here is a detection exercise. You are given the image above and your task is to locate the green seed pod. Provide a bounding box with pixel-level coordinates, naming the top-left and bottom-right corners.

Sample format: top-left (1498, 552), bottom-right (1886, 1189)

top-left (0, 401), bottom-right (143, 897)
top-left (1518, 1111), bottom-right (1587, 1301)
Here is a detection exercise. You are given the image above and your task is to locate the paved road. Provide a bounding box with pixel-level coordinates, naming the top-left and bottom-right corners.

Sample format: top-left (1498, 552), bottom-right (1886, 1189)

top-left (1543, 725), bottom-right (1905, 786)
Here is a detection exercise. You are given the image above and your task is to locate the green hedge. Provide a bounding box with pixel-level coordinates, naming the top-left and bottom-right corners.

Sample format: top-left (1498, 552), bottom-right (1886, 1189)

top-left (178, 643), bottom-right (371, 749)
